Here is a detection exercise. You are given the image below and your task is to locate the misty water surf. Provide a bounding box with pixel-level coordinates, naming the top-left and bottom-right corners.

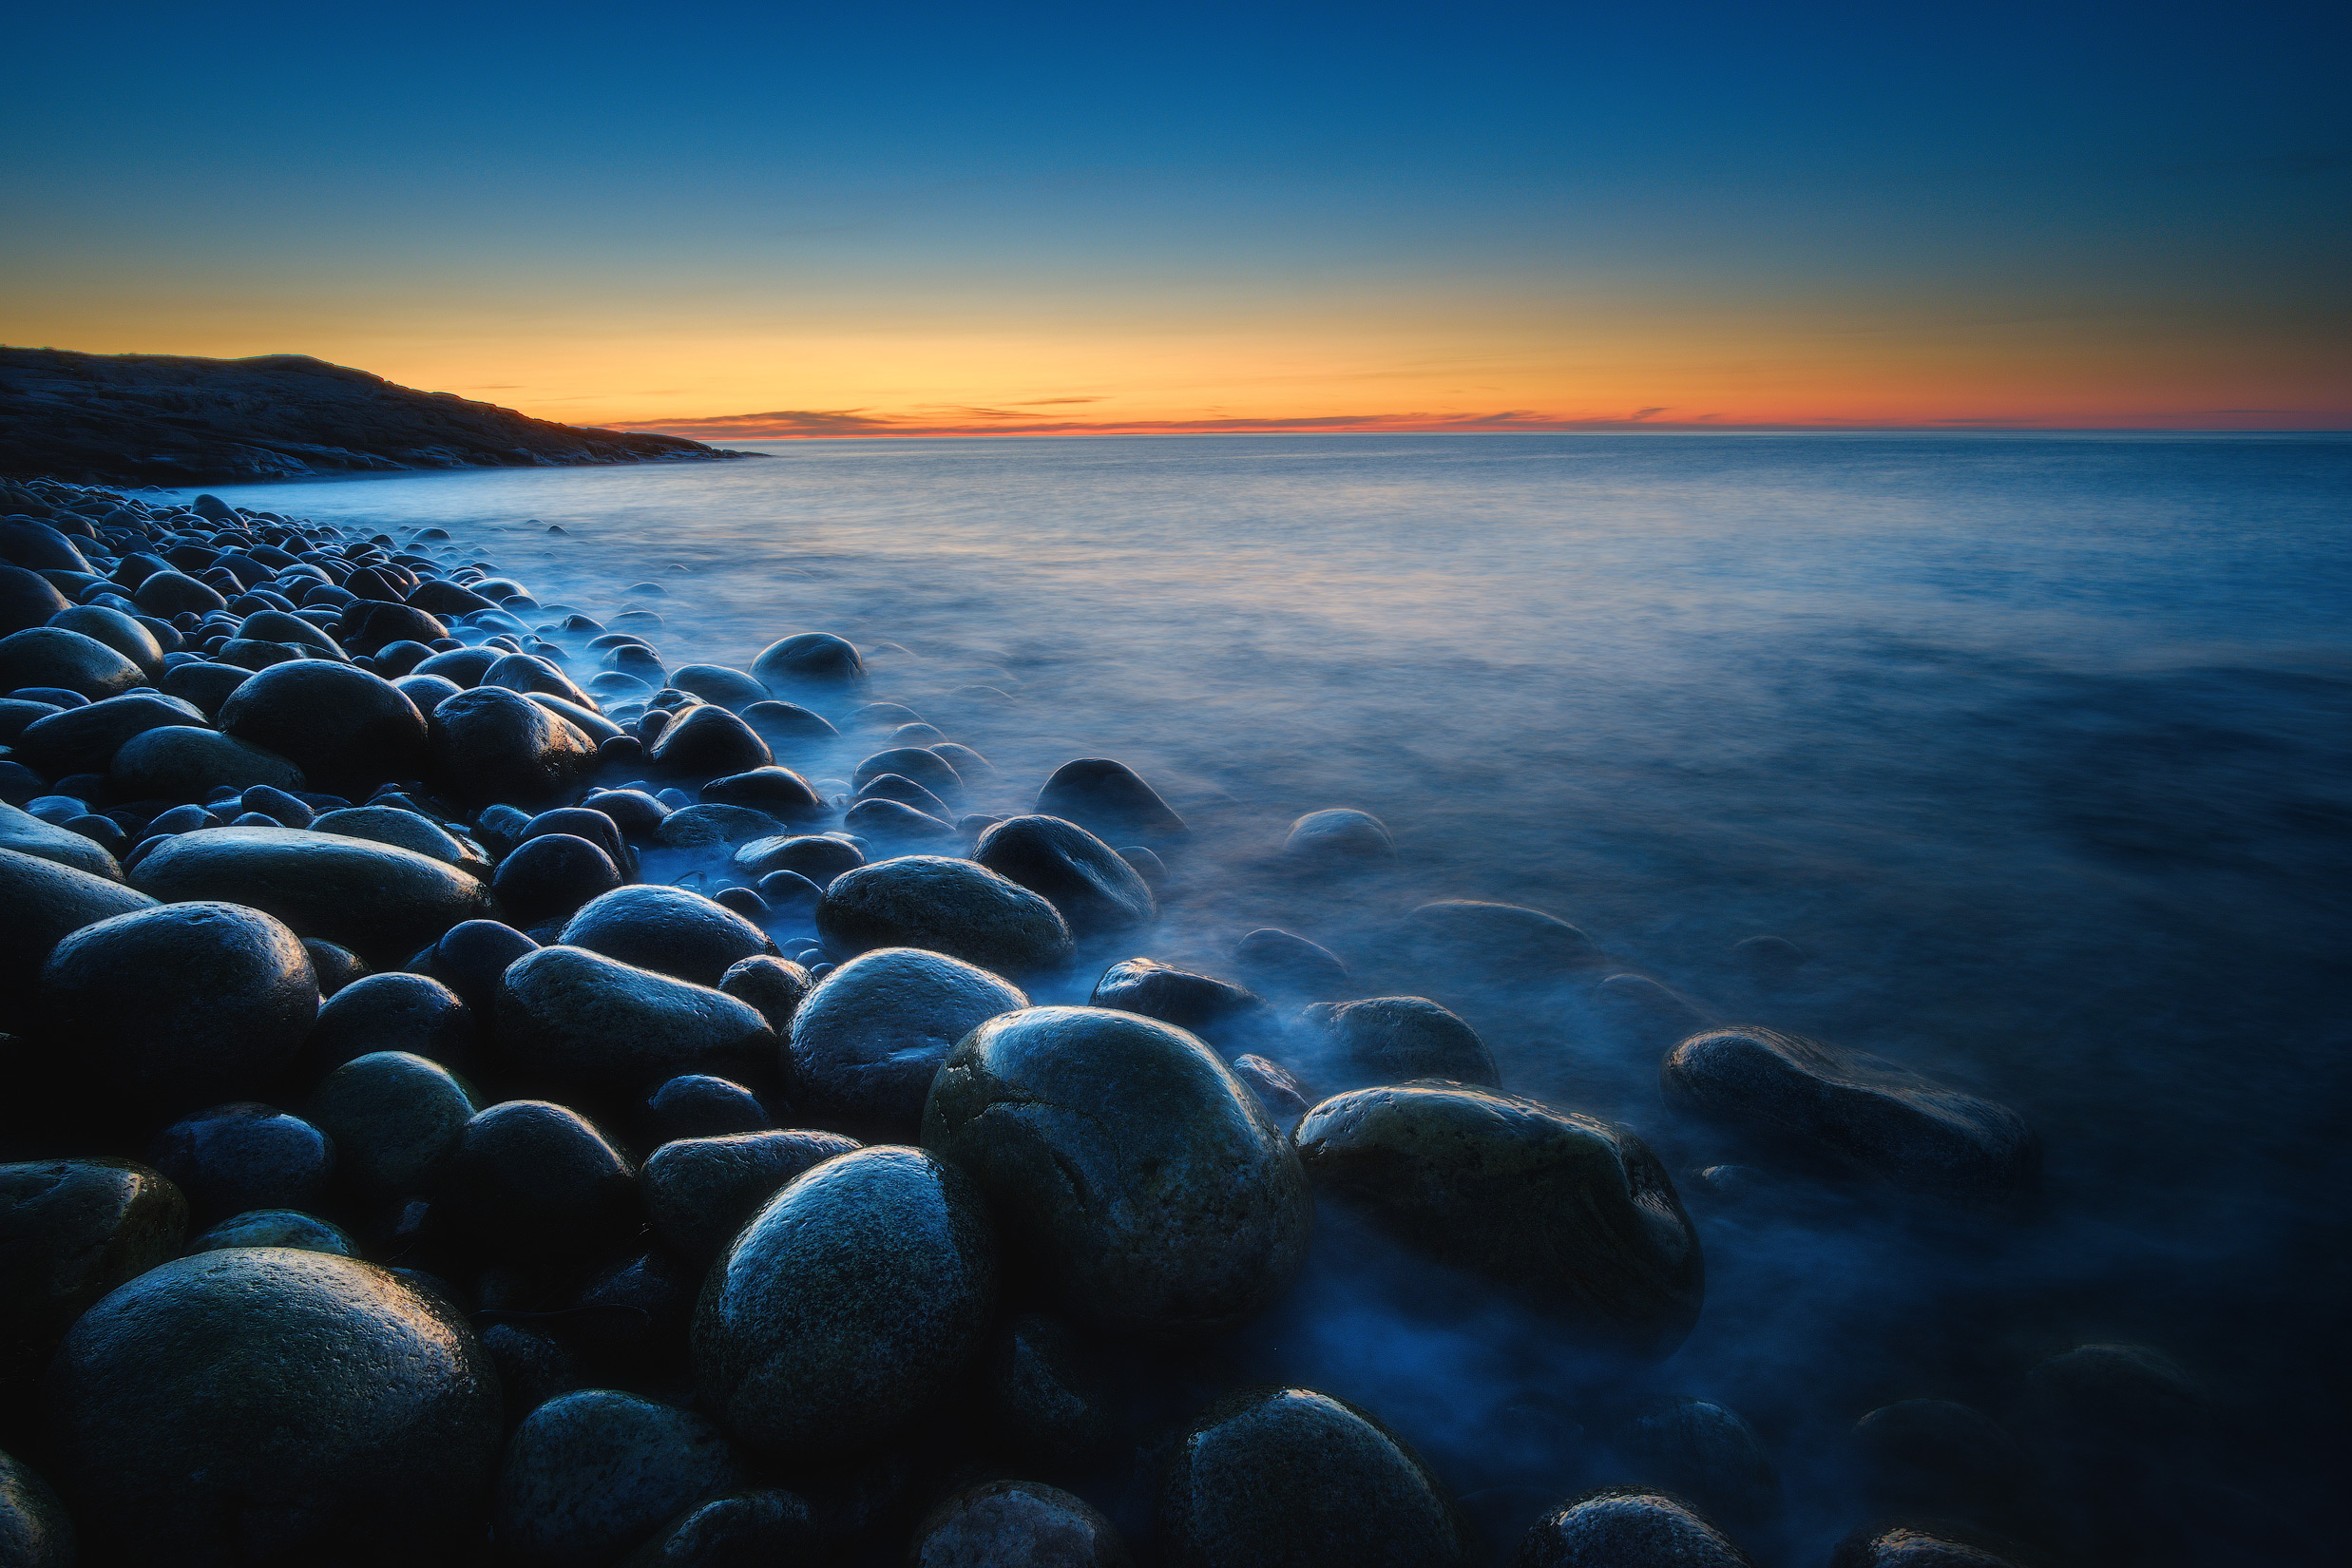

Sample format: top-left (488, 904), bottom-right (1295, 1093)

top-left (184, 431), bottom-right (2350, 1564)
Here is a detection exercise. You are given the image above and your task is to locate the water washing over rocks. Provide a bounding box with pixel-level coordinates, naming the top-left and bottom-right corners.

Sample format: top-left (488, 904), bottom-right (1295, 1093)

top-left (0, 453), bottom-right (2327, 1567)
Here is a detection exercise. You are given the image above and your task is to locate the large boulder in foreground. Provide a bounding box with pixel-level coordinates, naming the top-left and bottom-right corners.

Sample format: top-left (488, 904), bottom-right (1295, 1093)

top-left (693, 1145), bottom-right (995, 1457)
top-left (428, 684), bottom-right (597, 807)
top-left (1293, 1082), bottom-right (1703, 1358)
top-left (817, 855), bottom-right (1073, 975)
top-left (46, 1248), bottom-right (503, 1565)
top-left (923, 1006), bottom-right (1310, 1344)
top-left (0, 626), bottom-right (143, 700)
top-left (1160, 1386), bottom-right (1464, 1568)
top-left (0, 845), bottom-right (157, 992)
top-left (0, 1159), bottom-right (186, 1396)
top-left (788, 947), bottom-right (1028, 1140)
top-left (1660, 1026), bottom-right (2038, 1202)
top-left (129, 826), bottom-right (489, 964)
top-left (217, 659), bottom-right (428, 794)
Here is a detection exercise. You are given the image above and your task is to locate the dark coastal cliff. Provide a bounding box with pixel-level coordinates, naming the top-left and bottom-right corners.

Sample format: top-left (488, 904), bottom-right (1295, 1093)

top-left (0, 347), bottom-right (756, 485)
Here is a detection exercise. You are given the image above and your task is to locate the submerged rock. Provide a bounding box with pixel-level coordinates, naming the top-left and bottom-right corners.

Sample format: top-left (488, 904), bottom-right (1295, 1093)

top-left (1613, 1398), bottom-right (1782, 1524)
top-left (1293, 1083), bottom-right (1703, 1358)
top-left (790, 947), bottom-right (1028, 1139)
top-left (817, 854), bottom-right (1074, 975)
top-left (1659, 1026), bottom-right (2038, 1201)
top-left (1160, 1386), bottom-right (1464, 1568)
top-left (1282, 807), bottom-right (1398, 864)
top-left (1088, 956), bottom-right (1274, 1049)
top-left (1516, 1487), bottom-right (1755, 1567)
top-left (693, 1145), bottom-right (995, 1456)
top-left (1403, 899), bottom-right (1599, 978)
top-left (46, 1248), bottom-right (502, 1566)
top-left (924, 1006), bottom-right (1311, 1343)
top-left (1035, 757), bottom-right (1185, 840)
top-left (974, 813), bottom-right (1158, 936)
top-left (1294, 996), bottom-right (1500, 1090)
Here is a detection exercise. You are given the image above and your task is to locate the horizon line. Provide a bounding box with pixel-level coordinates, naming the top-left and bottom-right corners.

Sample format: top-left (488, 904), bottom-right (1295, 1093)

top-left (612, 418), bottom-right (2352, 440)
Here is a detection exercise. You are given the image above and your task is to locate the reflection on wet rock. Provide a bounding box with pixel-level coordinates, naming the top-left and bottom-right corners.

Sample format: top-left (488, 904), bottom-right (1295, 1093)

top-left (1294, 995), bottom-right (1500, 1090)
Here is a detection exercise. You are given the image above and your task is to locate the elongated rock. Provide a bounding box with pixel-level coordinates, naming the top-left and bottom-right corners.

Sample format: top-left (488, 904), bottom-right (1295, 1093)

top-left (131, 826), bottom-right (489, 963)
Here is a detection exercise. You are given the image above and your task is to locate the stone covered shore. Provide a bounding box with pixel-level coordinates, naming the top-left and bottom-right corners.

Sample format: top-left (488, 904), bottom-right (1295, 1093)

top-left (0, 474), bottom-right (2195, 1568)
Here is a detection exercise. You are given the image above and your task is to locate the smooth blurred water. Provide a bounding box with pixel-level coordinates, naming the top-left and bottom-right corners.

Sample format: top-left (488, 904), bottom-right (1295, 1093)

top-left (186, 431), bottom-right (2351, 1563)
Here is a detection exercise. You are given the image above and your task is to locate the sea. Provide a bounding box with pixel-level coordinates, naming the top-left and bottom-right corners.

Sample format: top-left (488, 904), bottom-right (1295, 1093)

top-left (177, 430), bottom-right (2351, 1564)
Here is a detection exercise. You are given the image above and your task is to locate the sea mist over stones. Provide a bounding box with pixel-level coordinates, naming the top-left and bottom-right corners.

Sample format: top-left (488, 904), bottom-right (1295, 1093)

top-left (0, 430), bottom-right (2342, 1566)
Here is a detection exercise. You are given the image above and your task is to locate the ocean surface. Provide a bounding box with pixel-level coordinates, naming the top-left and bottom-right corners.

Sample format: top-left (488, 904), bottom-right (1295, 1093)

top-left (182, 431), bottom-right (2351, 1563)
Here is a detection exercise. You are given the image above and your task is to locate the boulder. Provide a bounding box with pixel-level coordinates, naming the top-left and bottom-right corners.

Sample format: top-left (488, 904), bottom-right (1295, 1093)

top-left (48, 604), bottom-right (164, 673)
top-left (493, 833), bottom-right (623, 927)
top-left (1160, 1386), bottom-right (1463, 1568)
top-left (1035, 757), bottom-right (1185, 840)
top-left (614, 1489), bottom-right (820, 1566)
top-left (817, 855), bottom-right (1073, 975)
top-left (0, 796), bottom-right (121, 878)
top-left (974, 814), bottom-right (1157, 936)
top-left (1293, 996), bottom-right (1499, 1090)
top-left (0, 1158), bottom-right (186, 1391)
top-left (923, 1006), bottom-right (1310, 1343)
top-left (307, 971), bottom-right (473, 1071)
top-left (698, 765), bottom-right (826, 822)
top-left (911, 1480), bottom-right (1131, 1567)
top-left (642, 1129), bottom-right (860, 1262)
top-left (667, 663), bottom-right (768, 709)
top-left (842, 797), bottom-right (958, 845)
top-left (441, 1100), bottom-right (637, 1260)
top-left (41, 903), bottom-right (318, 1113)
top-left (495, 1389), bottom-right (742, 1568)
top-left (132, 570), bottom-right (227, 618)
top-left (428, 685), bottom-right (597, 807)
top-left (644, 1074), bottom-right (774, 1144)
top-left (561, 884), bottom-right (780, 988)
top-left (741, 698), bottom-right (838, 746)
top-left (648, 705), bottom-right (772, 779)
top-left (750, 632), bottom-right (864, 693)
top-left (1293, 1083), bottom-right (1703, 1357)
top-left (0, 847), bottom-right (158, 992)
top-left (1659, 1026), bottom-right (2039, 1201)
top-left (130, 826), bottom-right (491, 964)
top-left (495, 945), bottom-right (776, 1100)
top-left (0, 1449), bottom-right (74, 1568)
top-left (218, 660), bottom-right (429, 794)
top-left (1282, 808), bottom-right (1397, 863)
top-left (693, 1146), bottom-right (995, 1455)
top-left (788, 947), bottom-right (1027, 1139)
top-left (312, 804), bottom-right (490, 877)
top-left (1828, 1525), bottom-right (2030, 1568)
top-left (653, 804), bottom-right (784, 849)
top-left (145, 1102), bottom-right (336, 1225)
top-left (157, 660), bottom-right (253, 719)
top-left (1516, 1488), bottom-right (1755, 1567)
top-left (11, 691), bottom-right (204, 777)
top-left (307, 1051), bottom-right (477, 1202)
top-left (1232, 927), bottom-right (1349, 996)
top-left (1088, 957), bottom-right (1273, 1049)
top-left (189, 1209), bottom-right (356, 1256)
top-left (1403, 899), bottom-right (1599, 977)
top-left (46, 1249), bottom-right (503, 1565)
top-left (110, 724), bottom-right (303, 798)
top-left (851, 746), bottom-right (962, 800)
top-left (717, 955), bottom-right (813, 1036)
top-left (0, 626), bottom-right (143, 700)
top-left (0, 564), bottom-right (71, 637)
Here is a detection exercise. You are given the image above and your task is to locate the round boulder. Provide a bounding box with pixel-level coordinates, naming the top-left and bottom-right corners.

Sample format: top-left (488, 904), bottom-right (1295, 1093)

top-left (642, 1129), bottom-right (860, 1262)
top-left (308, 970), bottom-right (473, 1071)
top-left (1282, 808), bottom-right (1397, 863)
top-left (1034, 758), bottom-right (1185, 840)
top-left (111, 724), bottom-right (302, 798)
top-left (693, 1145), bottom-right (995, 1456)
top-left (441, 1100), bottom-right (637, 1260)
top-left (974, 814), bottom-right (1157, 936)
top-left (0, 627), bottom-right (143, 701)
top-left (0, 1159), bottom-right (186, 1389)
top-left (429, 685), bottom-right (597, 807)
top-left (1293, 996), bottom-right (1499, 1091)
top-left (923, 1006), bottom-right (1310, 1343)
top-left (493, 833), bottom-right (623, 928)
top-left (911, 1480), bottom-right (1130, 1567)
top-left (217, 659), bottom-right (429, 794)
top-left (750, 632), bottom-right (864, 694)
top-left (129, 826), bottom-right (491, 964)
top-left (46, 1248), bottom-right (503, 1565)
top-left (817, 854), bottom-right (1073, 975)
top-left (733, 832), bottom-right (864, 887)
top-left (1403, 899), bottom-right (1599, 978)
top-left (308, 1051), bottom-right (477, 1202)
top-left (1517, 1488), bottom-right (1754, 1567)
top-left (790, 947), bottom-right (1028, 1139)
top-left (1660, 1026), bottom-right (2039, 1201)
top-left (495, 1389), bottom-right (741, 1568)
top-left (495, 945), bottom-right (777, 1100)
top-left (648, 705), bottom-right (773, 780)
top-left (561, 884), bottom-right (780, 988)
top-left (1294, 1083), bottom-right (1702, 1357)
top-left (1161, 1386), bottom-right (1463, 1568)
top-left (146, 1102), bottom-right (336, 1225)
top-left (40, 902), bottom-right (318, 1113)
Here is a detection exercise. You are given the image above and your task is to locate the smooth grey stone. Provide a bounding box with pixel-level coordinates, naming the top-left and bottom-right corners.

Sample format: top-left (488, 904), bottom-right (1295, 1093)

top-left (11, 691), bottom-right (203, 776)
top-left (732, 832), bottom-right (864, 885)
top-left (429, 685), bottom-right (598, 807)
top-left (1660, 1026), bottom-right (2038, 1201)
top-left (495, 1389), bottom-right (742, 1568)
top-left (851, 746), bottom-right (962, 800)
top-left (923, 1006), bottom-right (1310, 1343)
top-left (1516, 1488), bottom-right (1754, 1567)
top-left (308, 1051), bottom-right (477, 1201)
top-left (741, 699), bottom-right (838, 746)
top-left (496, 945), bottom-right (776, 1100)
top-left (693, 1146), bottom-right (994, 1456)
top-left (817, 854), bottom-right (1073, 975)
top-left (973, 813), bottom-right (1157, 936)
top-left (642, 1129), bottom-right (859, 1262)
top-left (750, 633), bottom-right (864, 693)
top-left (50, 602), bottom-right (165, 670)
top-left (481, 651), bottom-right (597, 711)
top-left (0, 626), bottom-right (143, 700)
top-left (1294, 1082), bottom-right (1703, 1358)
top-left (308, 971), bottom-right (471, 1071)
top-left (1088, 957), bottom-right (1272, 1047)
top-left (1161, 1386), bottom-right (1463, 1568)
top-left (717, 954), bottom-right (813, 1036)
top-left (562, 884), bottom-right (779, 988)
top-left (1293, 996), bottom-right (1499, 1090)
top-left (842, 797), bottom-right (956, 844)
top-left (314, 804), bottom-right (488, 876)
top-left (698, 765), bottom-right (827, 823)
top-left (1231, 1055), bottom-right (1313, 1123)
top-left (0, 795), bottom-right (121, 878)
top-left (788, 947), bottom-right (1026, 1139)
top-left (158, 660), bottom-right (253, 718)
top-left (443, 1100), bottom-right (637, 1260)
top-left (653, 803), bottom-right (783, 848)
top-left (41, 901), bottom-right (317, 1112)
top-left (146, 1102), bottom-right (335, 1226)
top-left (111, 723), bottom-right (303, 797)
top-left (46, 1249), bottom-right (503, 1565)
top-left (1232, 927), bottom-right (1348, 995)
top-left (667, 663), bottom-right (767, 709)
top-left (1282, 807), bottom-right (1397, 863)
top-left (648, 705), bottom-right (773, 780)
top-left (130, 826), bottom-right (491, 964)
top-left (493, 833), bottom-right (623, 927)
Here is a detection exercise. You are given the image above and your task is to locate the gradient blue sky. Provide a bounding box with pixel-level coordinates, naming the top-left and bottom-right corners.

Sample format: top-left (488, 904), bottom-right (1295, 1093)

top-left (5, 1), bottom-right (2345, 430)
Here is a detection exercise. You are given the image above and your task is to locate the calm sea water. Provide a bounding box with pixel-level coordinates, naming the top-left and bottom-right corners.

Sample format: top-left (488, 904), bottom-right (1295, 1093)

top-left (182, 432), bottom-right (2351, 1563)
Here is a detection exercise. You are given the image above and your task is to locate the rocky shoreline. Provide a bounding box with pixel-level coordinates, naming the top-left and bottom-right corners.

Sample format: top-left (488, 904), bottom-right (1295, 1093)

top-left (0, 471), bottom-right (2210, 1568)
top-left (0, 349), bottom-right (758, 487)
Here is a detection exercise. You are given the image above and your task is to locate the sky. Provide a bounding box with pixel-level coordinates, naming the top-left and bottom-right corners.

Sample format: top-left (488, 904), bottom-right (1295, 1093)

top-left (4, 1), bottom-right (2346, 433)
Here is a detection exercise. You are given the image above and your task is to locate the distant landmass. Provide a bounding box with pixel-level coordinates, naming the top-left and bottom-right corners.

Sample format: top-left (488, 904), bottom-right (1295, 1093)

top-left (0, 347), bottom-right (759, 485)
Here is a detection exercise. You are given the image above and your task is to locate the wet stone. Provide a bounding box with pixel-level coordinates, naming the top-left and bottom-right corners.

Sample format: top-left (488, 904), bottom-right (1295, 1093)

top-left (425, 918), bottom-right (540, 1009)
top-left (146, 1102), bottom-right (336, 1226)
top-left (0, 795), bottom-right (122, 878)
top-left (442, 1100), bottom-right (638, 1261)
top-left (315, 804), bottom-right (490, 877)
top-left (46, 1248), bottom-right (503, 1566)
top-left (190, 1208), bottom-right (357, 1255)
top-left (655, 803), bottom-right (785, 849)
top-left (430, 684), bottom-right (598, 807)
top-left (0, 1158), bottom-right (187, 1390)
top-left (11, 691), bottom-right (204, 777)
top-left (644, 1074), bottom-right (773, 1144)
top-left (1282, 807), bottom-right (1397, 864)
top-left (911, 1480), bottom-right (1132, 1567)
top-left (495, 832), bottom-right (624, 927)
top-left (699, 764), bottom-right (828, 822)
top-left (751, 632), bottom-right (865, 693)
top-left (741, 698), bottom-right (839, 746)
top-left (40, 900), bottom-right (317, 1113)
top-left (1660, 1026), bottom-right (2039, 1202)
top-left (0, 627), bottom-right (143, 700)
top-left (617, 1488), bottom-right (821, 1567)
top-left (693, 1145), bottom-right (995, 1456)
top-left (495, 945), bottom-right (776, 1100)
top-left (561, 884), bottom-right (778, 988)
top-left (158, 659), bottom-right (250, 717)
top-left (1088, 956), bottom-right (1275, 1049)
top-left (1404, 899), bottom-right (1600, 979)
top-left (1035, 756), bottom-right (1185, 841)
top-left (852, 745), bottom-right (963, 800)
top-left (1516, 1487), bottom-right (1755, 1568)
top-left (642, 1129), bottom-right (860, 1262)
top-left (495, 1388), bottom-right (742, 1568)
top-left (790, 946), bottom-right (1028, 1139)
top-left (1295, 995), bottom-right (1500, 1091)
top-left (649, 704), bottom-right (773, 780)
top-left (842, 796), bottom-right (957, 845)
top-left (0, 1449), bottom-right (74, 1568)
top-left (817, 853), bottom-right (1074, 975)
top-left (924, 1006), bottom-right (1311, 1343)
top-left (717, 953), bottom-right (813, 1036)
top-left (1613, 1398), bottom-right (1781, 1525)
top-left (217, 658), bottom-right (430, 794)
top-left (303, 938), bottom-right (369, 995)
top-left (1293, 1082), bottom-right (1703, 1358)
top-left (1231, 1054), bottom-right (1314, 1123)
top-left (667, 662), bottom-right (768, 709)
top-left (308, 1050), bottom-right (477, 1201)
top-left (110, 723), bottom-right (303, 798)
top-left (975, 813), bottom-right (1158, 937)
top-left (1232, 927), bottom-right (1349, 997)
top-left (130, 826), bottom-right (491, 965)
top-left (1160, 1386), bottom-right (1464, 1568)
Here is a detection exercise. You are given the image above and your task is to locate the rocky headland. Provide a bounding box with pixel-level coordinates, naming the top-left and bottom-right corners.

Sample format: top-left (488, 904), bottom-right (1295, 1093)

top-left (0, 348), bottom-right (756, 486)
